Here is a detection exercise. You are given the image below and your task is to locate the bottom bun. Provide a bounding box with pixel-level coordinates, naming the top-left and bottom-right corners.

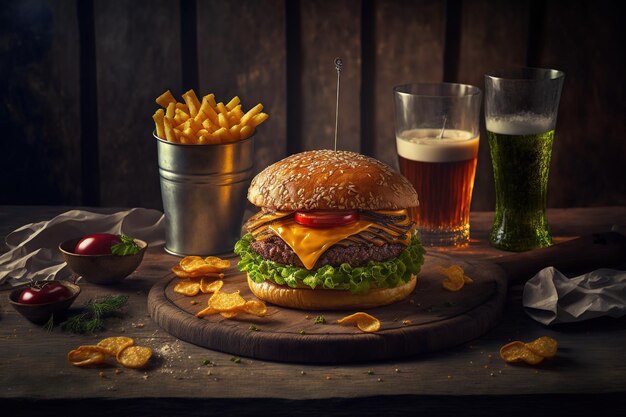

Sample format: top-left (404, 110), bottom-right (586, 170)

top-left (247, 275), bottom-right (417, 311)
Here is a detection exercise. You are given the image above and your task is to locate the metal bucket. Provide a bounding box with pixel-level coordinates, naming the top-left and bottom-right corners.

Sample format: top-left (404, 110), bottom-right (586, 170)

top-left (155, 133), bottom-right (255, 256)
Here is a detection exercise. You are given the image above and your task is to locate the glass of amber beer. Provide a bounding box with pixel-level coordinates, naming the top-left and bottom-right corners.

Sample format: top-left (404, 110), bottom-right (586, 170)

top-left (485, 68), bottom-right (564, 252)
top-left (393, 83), bottom-right (482, 247)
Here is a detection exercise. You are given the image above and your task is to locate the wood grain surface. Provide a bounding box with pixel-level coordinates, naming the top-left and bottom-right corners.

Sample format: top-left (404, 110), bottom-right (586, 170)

top-left (540, 0), bottom-right (626, 208)
top-left (148, 252), bottom-right (506, 363)
top-left (371, 0), bottom-right (446, 169)
top-left (2, 2), bottom-right (625, 211)
top-left (299, 0), bottom-right (362, 153)
top-left (197, 0), bottom-right (287, 176)
top-left (0, 0), bottom-right (82, 205)
top-left (456, 0), bottom-right (532, 212)
top-left (1, 206), bottom-right (626, 416)
top-left (94, 0), bottom-right (182, 209)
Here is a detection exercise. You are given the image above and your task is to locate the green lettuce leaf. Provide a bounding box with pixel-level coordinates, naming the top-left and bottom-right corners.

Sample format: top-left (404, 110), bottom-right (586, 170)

top-left (234, 233), bottom-right (425, 294)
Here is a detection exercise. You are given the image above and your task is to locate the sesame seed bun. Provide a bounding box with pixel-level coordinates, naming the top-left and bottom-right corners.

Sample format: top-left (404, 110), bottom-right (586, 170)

top-left (247, 275), bottom-right (417, 310)
top-left (247, 150), bottom-right (419, 211)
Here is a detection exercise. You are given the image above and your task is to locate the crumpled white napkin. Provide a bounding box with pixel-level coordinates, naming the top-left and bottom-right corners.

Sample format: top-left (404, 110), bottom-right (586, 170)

top-left (523, 267), bottom-right (626, 325)
top-left (0, 208), bottom-right (165, 287)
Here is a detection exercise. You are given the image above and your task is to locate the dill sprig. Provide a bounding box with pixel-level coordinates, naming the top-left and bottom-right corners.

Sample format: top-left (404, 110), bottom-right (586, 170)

top-left (43, 314), bottom-right (55, 332)
top-left (59, 295), bottom-right (128, 334)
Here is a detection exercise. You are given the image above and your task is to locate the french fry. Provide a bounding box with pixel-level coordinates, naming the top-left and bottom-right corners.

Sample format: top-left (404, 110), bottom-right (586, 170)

top-left (201, 97), bottom-right (220, 126)
top-left (154, 90), bottom-right (268, 144)
top-left (240, 103), bottom-right (263, 126)
top-left (216, 102), bottom-right (229, 117)
top-left (152, 109), bottom-right (165, 139)
top-left (204, 93), bottom-right (217, 109)
top-left (230, 104), bottom-right (244, 120)
top-left (240, 125), bottom-right (253, 140)
top-left (214, 127), bottom-right (233, 143)
top-left (156, 90), bottom-right (176, 108)
top-left (166, 102), bottom-right (176, 119)
top-left (226, 96), bottom-right (240, 110)
top-left (251, 112), bottom-right (269, 127)
top-left (187, 118), bottom-right (202, 133)
top-left (197, 97), bottom-right (213, 123)
top-left (229, 125), bottom-right (241, 141)
top-left (176, 102), bottom-right (189, 114)
top-left (174, 108), bottom-right (190, 125)
top-left (173, 128), bottom-right (183, 142)
top-left (182, 89), bottom-right (201, 117)
top-left (163, 117), bottom-right (178, 142)
top-left (205, 132), bottom-right (222, 144)
top-left (202, 118), bottom-right (217, 132)
top-left (218, 113), bottom-right (230, 129)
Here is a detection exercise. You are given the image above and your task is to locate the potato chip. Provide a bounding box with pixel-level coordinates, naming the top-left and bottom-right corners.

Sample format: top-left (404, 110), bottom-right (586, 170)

top-left (442, 279), bottom-right (465, 292)
top-left (337, 312), bottom-right (381, 333)
top-left (196, 305), bottom-right (219, 317)
top-left (116, 346), bottom-right (153, 369)
top-left (172, 265), bottom-right (224, 280)
top-left (525, 336), bottom-right (558, 359)
top-left (200, 278), bottom-right (223, 294)
top-left (67, 345), bottom-right (106, 367)
top-left (220, 311), bottom-right (238, 319)
top-left (242, 300), bottom-right (267, 317)
top-left (96, 336), bottom-right (135, 357)
top-left (208, 291), bottom-right (246, 312)
top-left (439, 265), bottom-right (472, 292)
top-left (173, 280), bottom-right (201, 296)
top-left (499, 341), bottom-right (545, 365)
top-left (180, 256), bottom-right (207, 272)
top-left (204, 256), bottom-right (231, 270)
top-left (189, 264), bottom-right (226, 275)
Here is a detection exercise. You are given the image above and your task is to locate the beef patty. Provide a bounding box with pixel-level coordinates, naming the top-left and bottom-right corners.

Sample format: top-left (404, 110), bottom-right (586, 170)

top-left (250, 236), bottom-right (405, 269)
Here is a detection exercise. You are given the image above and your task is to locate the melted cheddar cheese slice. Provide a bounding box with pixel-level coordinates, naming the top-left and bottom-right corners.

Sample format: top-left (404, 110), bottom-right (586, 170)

top-left (269, 220), bottom-right (375, 270)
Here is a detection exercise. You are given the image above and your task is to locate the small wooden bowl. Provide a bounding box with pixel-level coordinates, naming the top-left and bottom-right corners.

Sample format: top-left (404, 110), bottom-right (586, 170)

top-left (59, 238), bottom-right (147, 285)
top-left (9, 280), bottom-right (81, 324)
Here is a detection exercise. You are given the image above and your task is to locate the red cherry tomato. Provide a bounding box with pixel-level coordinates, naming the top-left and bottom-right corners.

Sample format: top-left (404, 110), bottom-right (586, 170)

top-left (294, 210), bottom-right (359, 228)
top-left (18, 282), bottom-right (73, 305)
top-left (74, 233), bottom-right (121, 255)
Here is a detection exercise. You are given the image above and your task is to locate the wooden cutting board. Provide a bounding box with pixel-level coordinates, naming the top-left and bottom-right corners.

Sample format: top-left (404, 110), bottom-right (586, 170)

top-left (148, 252), bottom-right (507, 363)
top-left (148, 232), bottom-right (626, 364)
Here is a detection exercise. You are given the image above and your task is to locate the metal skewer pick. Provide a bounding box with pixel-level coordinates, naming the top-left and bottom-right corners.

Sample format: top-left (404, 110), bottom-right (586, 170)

top-left (438, 116), bottom-right (447, 139)
top-left (334, 57), bottom-right (343, 152)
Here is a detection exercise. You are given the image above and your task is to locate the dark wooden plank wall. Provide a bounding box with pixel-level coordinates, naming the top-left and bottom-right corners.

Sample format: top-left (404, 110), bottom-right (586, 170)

top-left (1, 0), bottom-right (624, 210)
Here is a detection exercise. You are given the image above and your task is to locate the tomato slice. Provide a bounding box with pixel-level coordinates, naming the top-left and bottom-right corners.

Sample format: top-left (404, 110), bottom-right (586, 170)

top-left (294, 210), bottom-right (359, 228)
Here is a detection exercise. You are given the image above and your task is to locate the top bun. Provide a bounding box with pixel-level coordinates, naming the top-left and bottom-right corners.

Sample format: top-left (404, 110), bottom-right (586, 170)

top-left (248, 150), bottom-right (419, 211)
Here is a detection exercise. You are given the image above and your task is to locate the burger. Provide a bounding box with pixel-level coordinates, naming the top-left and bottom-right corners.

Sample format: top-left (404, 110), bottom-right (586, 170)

top-left (234, 150), bottom-right (425, 310)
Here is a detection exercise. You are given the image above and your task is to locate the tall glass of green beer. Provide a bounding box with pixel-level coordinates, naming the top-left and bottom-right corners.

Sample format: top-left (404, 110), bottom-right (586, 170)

top-left (484, 68), bottom-right (564, 251)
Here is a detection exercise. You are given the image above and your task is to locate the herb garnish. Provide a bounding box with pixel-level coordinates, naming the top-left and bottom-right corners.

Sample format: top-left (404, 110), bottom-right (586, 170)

top-left (111, 234), bottom-right (140, 256)
top-left (313, 315), bottom-right (326, 324)
top-left (59, 295), bottom-right (128, 334)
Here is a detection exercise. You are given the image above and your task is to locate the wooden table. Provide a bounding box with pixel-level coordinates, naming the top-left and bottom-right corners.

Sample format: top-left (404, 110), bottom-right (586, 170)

top-left (1, 206), bottom-right (625, 416)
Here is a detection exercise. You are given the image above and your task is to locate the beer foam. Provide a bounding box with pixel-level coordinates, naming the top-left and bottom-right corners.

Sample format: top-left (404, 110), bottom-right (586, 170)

top-left (486, 113), bottom-right (554, 135)
top-left (396, 129), bottom-right (479, 163)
